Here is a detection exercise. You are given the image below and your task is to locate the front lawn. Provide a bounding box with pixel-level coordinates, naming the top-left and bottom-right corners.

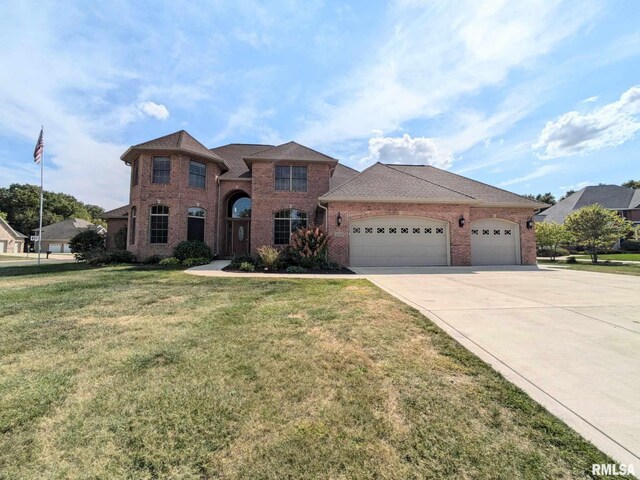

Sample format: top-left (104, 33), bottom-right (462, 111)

top-left (0, 254), bottom-right (28, 262)
top-left (575, 253), bottom-right (640, 262)
top-left (545, 261), bottom-right (640, 277)
top-left (0, 265), bottom-right (622, 478)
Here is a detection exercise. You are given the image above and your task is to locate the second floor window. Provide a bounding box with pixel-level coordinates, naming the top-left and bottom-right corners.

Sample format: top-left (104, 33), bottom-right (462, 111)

top-left (275, 165), bottom-right (307, 192)
top-left (152, 157), bottom-right (171, 184)
top-left (189, 161), bottom-right (206, 188)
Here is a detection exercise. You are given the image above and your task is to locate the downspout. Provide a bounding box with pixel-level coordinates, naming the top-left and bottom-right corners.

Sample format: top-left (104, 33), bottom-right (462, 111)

top-left (317, 202), bottom-right (328, 261)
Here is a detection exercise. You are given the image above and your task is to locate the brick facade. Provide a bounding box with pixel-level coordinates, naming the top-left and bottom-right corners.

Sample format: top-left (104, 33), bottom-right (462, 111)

top-left (325, 202), bottom-right (537, 266)
top-left (106, 218), bottom-right (127, 250)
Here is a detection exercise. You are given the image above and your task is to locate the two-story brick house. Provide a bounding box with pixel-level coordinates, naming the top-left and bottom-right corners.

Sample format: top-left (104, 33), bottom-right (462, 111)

top-left (109, 130), bottom-right (543, 266)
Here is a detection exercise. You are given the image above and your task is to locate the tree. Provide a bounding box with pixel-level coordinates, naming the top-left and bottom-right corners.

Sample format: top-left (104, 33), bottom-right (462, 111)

top-left (522, 193), bottom-right (557, 205)
top-left (564, 204), bottom-right (632, 263)
top-left (622, 180), bottom-right (640, 189)
top-left (535, 222), bottom-right (571, 261)
top-left (559, 189), bottom-right (576, 202)
top-left (0, 211), bottom-right (6, 220)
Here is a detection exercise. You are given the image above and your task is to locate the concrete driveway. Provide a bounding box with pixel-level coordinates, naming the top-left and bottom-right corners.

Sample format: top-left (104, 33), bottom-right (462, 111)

top-left (353, 265), bottom-right (640, 467)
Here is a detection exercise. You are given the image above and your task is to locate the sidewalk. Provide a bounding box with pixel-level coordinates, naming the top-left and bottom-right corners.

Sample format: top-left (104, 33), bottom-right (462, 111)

top-left (186, 260), bottom-right (362, 279)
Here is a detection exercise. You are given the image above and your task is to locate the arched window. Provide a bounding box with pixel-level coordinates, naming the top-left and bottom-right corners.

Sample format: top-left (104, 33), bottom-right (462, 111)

top-left (274, 209), bottom-right (307, 245)
top-left (129, 206), bottom-right (136, 245)
top-left (149, 205), bottom-right (169, 244)
top-left (187, 207), bottom-right (205, 242)
top-left (228, 194), bottom-right (251, 218)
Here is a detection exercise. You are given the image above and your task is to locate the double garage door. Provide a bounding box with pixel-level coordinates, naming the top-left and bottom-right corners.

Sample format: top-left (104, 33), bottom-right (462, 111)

top-left (349, 216), bottom-right (519, 267)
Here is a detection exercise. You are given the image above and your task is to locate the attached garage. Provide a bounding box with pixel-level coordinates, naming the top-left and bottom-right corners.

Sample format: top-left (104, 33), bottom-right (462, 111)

top-left (470, 219), bottom-right (520, 265)
top-left (349, 216), bottom-right (449, 267)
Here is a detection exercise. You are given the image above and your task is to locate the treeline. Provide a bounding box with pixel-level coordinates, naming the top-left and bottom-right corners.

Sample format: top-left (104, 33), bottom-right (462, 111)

top-left (0, 184), bottom-right (105, 236)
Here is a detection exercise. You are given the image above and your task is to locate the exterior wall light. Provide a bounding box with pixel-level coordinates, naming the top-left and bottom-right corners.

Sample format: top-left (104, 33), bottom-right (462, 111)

top-left (336, 212), bottom-right (342, 226)
top-left (526, 218), bottom-right (534, 229)
top-left (458, 215), bottom-right (465, 228)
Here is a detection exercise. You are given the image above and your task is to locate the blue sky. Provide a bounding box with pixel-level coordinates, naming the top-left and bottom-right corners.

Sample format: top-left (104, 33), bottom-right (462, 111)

top-left (0, 0), bottom-right (639, 209)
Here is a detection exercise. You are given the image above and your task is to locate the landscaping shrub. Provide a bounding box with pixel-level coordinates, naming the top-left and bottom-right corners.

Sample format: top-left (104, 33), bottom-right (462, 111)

top-left (181, 257), bottom-right (210, 267)
top-left (159, 257), bottom-right (181, 267)
top-left (239, 261), bottom-right (255, 272)
top-left (566, 256), bottom-right (577, 264)
top-left (142, 254), bottom-right (162, 264)
top-left (285, 265), bottom-right (307, 273)
top-left (290, 226), bottom-right (329, 269)
top-left (320, 261), bottom-right (341, 271)
top-left (69, 230), bottom-right (105, 261)
top-left (257, 245), bottom-right (280, 269)
top-left (173, 240), bottom-right (212, 261)
top-left (278, 246), bottom-right (302, 268)
top-left (621, 239), bottom-right (640, 252)
top-left (85, 249), bottom-right (135, 266)
top-left (537, 247), bottom-right (569, 258)
top-left (229, 255), bottom-right (257, 269)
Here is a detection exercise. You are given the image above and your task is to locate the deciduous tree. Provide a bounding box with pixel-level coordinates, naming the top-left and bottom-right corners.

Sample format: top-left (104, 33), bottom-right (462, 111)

top-left (535, 222), bottom-right (570, 261)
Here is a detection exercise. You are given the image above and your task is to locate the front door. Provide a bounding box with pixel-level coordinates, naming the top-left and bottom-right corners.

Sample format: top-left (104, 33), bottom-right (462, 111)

top-left (228, 220), bottom-right (250, 256)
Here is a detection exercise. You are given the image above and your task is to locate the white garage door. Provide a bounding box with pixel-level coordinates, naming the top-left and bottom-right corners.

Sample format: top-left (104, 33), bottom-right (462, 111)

top-left (62, 243), bottom-right (72, 253)
top-left (470, 219), bottom-right (520, 265)
top-left (0, 241), bottom-right (6, 254)
top-left (350, 216), bottom-right (449, 267)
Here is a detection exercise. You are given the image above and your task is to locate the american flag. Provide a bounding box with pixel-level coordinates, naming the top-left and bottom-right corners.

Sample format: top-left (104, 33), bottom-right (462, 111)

top-left (33, 128), bottom-right (44, 164)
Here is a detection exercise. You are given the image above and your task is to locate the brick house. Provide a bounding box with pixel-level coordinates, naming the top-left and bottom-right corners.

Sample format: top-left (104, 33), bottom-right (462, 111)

top-left (0, 217), bottom-right (27, 254)
top-left (108, 130), bottom-right (543, 266)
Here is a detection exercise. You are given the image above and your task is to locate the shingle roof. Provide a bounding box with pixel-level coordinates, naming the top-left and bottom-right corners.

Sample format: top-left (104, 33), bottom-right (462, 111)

top-left (121, 130), bottom-right (228, 169)
top-left (244, 141), bottom-right (338, 164)
top-left (34, 218), bottom-right (102, 241)
top-left (320, 163), bottom-right (544, 207)
top-left (331, 163), bottom-right (359, 190)
top-left (211, 143), bottom-right (274, 180)
top-left (104, 205), bottom-right (129, 219)
top-left (537, 185), bottom-right (640, 223)
top-left (0, 217), bottom-right (27, 238)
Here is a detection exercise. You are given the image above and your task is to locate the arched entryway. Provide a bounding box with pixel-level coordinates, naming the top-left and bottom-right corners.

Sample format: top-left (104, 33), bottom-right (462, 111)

top-left (225, 191), bottom-right (251, 256)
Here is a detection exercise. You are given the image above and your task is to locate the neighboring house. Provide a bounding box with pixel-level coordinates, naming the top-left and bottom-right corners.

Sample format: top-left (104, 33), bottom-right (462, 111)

top-left (535, 185), bottom-right (640, 225)
top-left (111, 130), bottom-right (543, 267)
top-left (0, 217), bottom-right (27, 254)
top-left (34, 218), bottom-right (105, 253)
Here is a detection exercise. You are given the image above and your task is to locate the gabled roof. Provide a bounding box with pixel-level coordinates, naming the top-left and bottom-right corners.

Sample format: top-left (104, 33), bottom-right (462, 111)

top-left (34, 218), bottom-right (102, 241)
top-left (320, 163), bottom-right (544, 208)
top-left (104, 205), bottom-right (129, 219)
top-left (330, 163), bottom-right (359, 190)
top-left (211, 143), bottom-right (274, 180)
top-left (537, 185), bottom-right (640, 223)
top-left (121, 130), bottom-right (228, 170)
top-left (244, 141), bottom-right (338, 166)
top-left (0, 217), bottom-right (27, 239)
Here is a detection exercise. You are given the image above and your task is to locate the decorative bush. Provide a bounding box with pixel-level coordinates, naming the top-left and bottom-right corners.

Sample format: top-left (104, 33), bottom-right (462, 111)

top-left (320, 261), bottom-right (341, 271)
top-left (114, 226), bottom-right (127, 250)
top-left (290, 226), bottom-right (329, 269)
top-left (537, 247), bottom-right (569, 258)
top-left (621, 239), bottom-right (640, 252)
top-left (239, 261), bottom-right (255, 272)
top-left (159, 257), bottom-right (181, 267)
top-left (285, 265), bottom-right (307, 273)
top-left (257, 245), bottom-right (280, 269)
top-left (229, 255), bottom-right (257, 269)
top-left (278, 246), bottom-right (302, 268)
top-left (173, 241), bottom-right (212, 261)
top-left (85, 249), bottom-right (135, 266)
top-left (142, 254), bottom-right (162, 264)
top-left (181, 257), bottom-right (211, 267)
top-left (565, 256), bottom-right (577, 264)
top-left (69, 230), bottom-right (105, 261)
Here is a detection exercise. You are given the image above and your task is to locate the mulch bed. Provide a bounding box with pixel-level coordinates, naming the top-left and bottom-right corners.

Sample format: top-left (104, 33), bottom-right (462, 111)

top-left (222, 266), bottom-right (356, 275)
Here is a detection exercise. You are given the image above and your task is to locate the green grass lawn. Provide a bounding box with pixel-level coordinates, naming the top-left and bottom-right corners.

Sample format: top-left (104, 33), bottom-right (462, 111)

top-left (546, 262), bottom-right (640, 277)
top-left (575, 253), bottom-right (640, 262)
top-left (0, 254), bottom-right (28, 262)
top-left (0, 265), bottom-right (625, 479)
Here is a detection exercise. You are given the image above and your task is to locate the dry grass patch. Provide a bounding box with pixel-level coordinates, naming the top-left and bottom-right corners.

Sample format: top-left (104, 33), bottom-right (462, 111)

top-left (0, 265), bottom-right (628, 479)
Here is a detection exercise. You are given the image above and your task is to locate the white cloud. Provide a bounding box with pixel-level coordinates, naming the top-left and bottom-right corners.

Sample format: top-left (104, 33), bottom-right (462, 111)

top-left (559, 180), bottom-right (591, 191)
top-left (533, 85), bottom-right (640, 158)
top-left (297, 0), bottom-right (599, 149)
top-left (137, 101), bottom-right (170, 120)
top-left (581, 95), bottom-right (598, 103)
top-left (499, 164), bottom-right (561, 187)
top-left (361, 133), bottom-right (452, 168)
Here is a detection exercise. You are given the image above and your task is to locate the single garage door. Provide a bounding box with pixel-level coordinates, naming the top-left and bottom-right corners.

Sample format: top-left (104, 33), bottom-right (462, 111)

top-left (470, 219), bottom-right (520, 265)
top-left (350, 216), bottom-right (449, 267)
top-left (0, 241), bottom-right (6, 254)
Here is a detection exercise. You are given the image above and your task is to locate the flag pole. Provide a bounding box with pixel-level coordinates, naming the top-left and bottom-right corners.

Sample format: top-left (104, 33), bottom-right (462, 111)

top-left (37, 126), bottom-right (44, 266)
